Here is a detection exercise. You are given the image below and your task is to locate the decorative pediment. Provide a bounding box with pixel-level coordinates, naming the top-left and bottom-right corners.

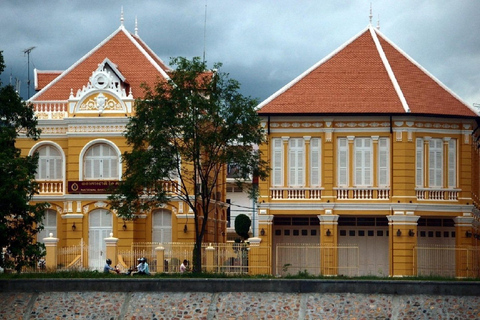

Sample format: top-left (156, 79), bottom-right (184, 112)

top-left (68, 61), bottom-right (134, 115)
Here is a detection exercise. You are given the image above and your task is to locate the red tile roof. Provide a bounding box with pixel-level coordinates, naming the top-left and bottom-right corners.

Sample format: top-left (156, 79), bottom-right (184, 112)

top-left (30, 26), bottom-right (171, 101)
top-left (258, 26), bottom-right (477, 118)
top-left (34, 70), bottom-right (62, 91)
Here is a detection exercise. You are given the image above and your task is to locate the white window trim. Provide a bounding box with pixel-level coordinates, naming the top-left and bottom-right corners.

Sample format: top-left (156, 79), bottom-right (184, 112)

top-left (79, 139), bottom-right (122, 181)
top-left (29, 141), bottom-right (66, 193)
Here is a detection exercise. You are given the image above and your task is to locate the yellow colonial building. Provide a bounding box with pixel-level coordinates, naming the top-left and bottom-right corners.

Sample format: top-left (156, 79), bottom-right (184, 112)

top-left (17, 20), bottom-right (227, 270)
top-left (256, 25), bottom-right (480, 277)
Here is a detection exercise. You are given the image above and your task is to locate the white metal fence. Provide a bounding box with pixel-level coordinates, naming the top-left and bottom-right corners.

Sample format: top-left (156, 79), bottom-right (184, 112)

top-left (57, 238), bottom-right (88, 270)
top-left (53, 240), bottom-right (480, 278)
top-left (415, 245), bottom-right (480, 278)
top-left (275, 244), bottom-right (359, 276)
top-left (118, 242), bottom-right (268, 274)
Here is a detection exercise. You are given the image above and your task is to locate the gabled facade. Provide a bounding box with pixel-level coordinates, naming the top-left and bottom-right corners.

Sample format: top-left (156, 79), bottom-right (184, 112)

top-left (17, 22), bottom-right (227, 270)
top-left (256, 25), bottom-right (480, 277)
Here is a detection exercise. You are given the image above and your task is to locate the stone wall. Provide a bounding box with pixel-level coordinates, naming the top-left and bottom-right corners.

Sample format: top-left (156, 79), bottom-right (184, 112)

top-left (1, 279), bottom-right (479, 319)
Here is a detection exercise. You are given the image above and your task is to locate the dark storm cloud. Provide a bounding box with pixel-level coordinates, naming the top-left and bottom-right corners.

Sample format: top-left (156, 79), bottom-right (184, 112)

top-left (1, 0), bottom-right (479, 107)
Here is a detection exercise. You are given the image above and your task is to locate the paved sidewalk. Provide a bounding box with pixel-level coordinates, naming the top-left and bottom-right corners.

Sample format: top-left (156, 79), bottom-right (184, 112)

top-left (2, 291), bottom-right (480, 319)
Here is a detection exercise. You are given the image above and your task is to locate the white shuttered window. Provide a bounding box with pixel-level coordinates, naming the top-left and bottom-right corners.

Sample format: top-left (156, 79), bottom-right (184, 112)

top-left (271, 138), bottom-right (283, 186)
top-left (310, 138), bottom-right (321, 186)
top-left (36, 145), bottom-right (63, 180)
top-left (429, 139), bottom-right (443, 187)
top-left (84, 143), bottom-right (119, 180)
top-left (152, 209), bottom-right (172, 243)
top-left (289, 138), bottom-right (304, 186)
top-left (37, 209), bottom-right (57, 242)
top-left (337, 138), bottom-right (348, 186)
top-left (448, 139), bottom-right (456, 188)
top-left (354, 138), bottom-right (372, 186)
top-left (416, 138), bottom-right (424, 187)
top-left (378, 138), bottom-right (389, 186)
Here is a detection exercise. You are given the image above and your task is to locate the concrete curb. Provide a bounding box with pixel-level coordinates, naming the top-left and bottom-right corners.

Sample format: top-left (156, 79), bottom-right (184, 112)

top-left (1, 279), bottom-right (479, 296)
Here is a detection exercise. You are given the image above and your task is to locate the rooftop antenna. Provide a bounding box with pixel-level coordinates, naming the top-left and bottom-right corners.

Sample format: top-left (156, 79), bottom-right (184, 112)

top-left (15, 79), bottom-right (21, 95)
top-left (203, 0), bottom-right (207, 63)
top-left (23, 46), bottom-right (35, 98)
top-left (135, 16), bottom-right (138, 36)
top-left (369, 3), bottom-right (373, 25)
top-left (120, 6), bottom-right (124, 26)
top-left (377, 14), bottom-right (380, 30)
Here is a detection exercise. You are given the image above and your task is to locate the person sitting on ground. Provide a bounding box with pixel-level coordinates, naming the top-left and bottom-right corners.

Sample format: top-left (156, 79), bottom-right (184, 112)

top-left (180, 259), bottom-right (189, 273)
top-left (131, 257), bottom-right (150, 276)
top-left (104, 259), bottom-right (119, 274)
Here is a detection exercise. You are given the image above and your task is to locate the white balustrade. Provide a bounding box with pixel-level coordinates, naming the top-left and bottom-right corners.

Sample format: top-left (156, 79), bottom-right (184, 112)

top-left (37, 181), bottom-right (63, 194)
top-left (32, 101), bottom-right (68, 119)
top-left (415, 188), bottom-right (459, 201)
top-left (270, 188), bottom-right (323, 200)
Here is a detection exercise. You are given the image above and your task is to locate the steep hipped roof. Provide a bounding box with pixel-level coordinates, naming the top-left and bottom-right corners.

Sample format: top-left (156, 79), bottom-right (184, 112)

top-left (30, 25), bottom-right (171, 101)
top-left (257, 25), bottom-right (477, 118)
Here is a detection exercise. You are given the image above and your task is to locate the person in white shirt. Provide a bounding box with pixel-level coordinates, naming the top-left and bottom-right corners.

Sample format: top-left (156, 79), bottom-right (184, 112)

top-left (180, 259), bottom-right (189, 273)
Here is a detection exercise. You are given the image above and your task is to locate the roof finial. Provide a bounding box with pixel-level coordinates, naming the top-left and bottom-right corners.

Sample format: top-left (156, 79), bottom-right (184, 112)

top-left (135, 16), bottom-right (138, 36)
top-left (369, 3), bottom-right (373, 25)
top-left (377, 14), bottom-right (380, 30)
top-left (120, 6), bottom-right (124, 26)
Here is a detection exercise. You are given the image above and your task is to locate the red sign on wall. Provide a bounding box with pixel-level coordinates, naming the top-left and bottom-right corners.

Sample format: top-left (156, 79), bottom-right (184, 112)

top-left (67, 181), bottom-right (119, 194)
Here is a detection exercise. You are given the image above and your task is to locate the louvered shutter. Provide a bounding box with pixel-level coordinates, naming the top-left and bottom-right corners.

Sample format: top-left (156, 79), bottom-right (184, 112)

top-left (310, 138), bottom-right (321, 186)
top-left (338, 138), bottom-right (348, 186)
top-left (36, 147), bottom-right (47, 179)
top-left (378, 138), bottom-right (389, 186)
top-left (416, 138), bottom-right (424, 187)
top-left (354, 138), bottom-right (372, 186)
top-left (429, 139), bottom-right (443, 187)
top-left (38, 158), bottom-right (48, 179)
top-left (364, 139), bottom-right (372, 185)
top-left (355, 139), bottom-right (363, 185)
top-left (53, 156), bottom-right (63, 180)
top-left (448, 139), bottom-right (456, 188)
top-left (272, 138), bottom-right (283, 186)
top-left (297, 139), bottom-right (304, 186)
top-left (289, 138), bottom-right (304, 186)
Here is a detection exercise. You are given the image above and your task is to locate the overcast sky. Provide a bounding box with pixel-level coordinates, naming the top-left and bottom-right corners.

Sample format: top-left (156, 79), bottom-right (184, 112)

top-left (1, 0), bottom-right (479, 107)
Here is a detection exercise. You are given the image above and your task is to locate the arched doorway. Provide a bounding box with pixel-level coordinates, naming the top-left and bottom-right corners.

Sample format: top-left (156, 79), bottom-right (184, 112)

top-left (88, 209), bottom-right (113, 270)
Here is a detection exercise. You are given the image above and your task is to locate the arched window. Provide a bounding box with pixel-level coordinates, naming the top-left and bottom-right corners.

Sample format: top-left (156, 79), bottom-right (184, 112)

top-left (37, 209), bottom-right (57, 242)
top-left (84, 143), bottom-right (119, 180)
top-left (35, 145), bottom-right (63, 180)
top-left (152, 209), bottom-right (172, 243)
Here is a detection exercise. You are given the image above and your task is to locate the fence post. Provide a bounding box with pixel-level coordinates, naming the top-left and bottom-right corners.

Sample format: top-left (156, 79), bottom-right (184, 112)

top-left (206, 244), bottom-right (215, 273)
top-left (155, 246), bottom-right (165, 273)
top-left (454, 215), bottom-right (475, 277)
top-left (105, 233), bottom-right (118, 267)
top-left (43, 233), bottom-right (59, 270)
top-left (247, 237), bottom-right (267, 275)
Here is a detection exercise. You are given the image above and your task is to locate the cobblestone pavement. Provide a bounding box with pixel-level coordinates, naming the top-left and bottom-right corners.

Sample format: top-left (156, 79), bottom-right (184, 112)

top-left (1, 292), bottom-right (480, 319)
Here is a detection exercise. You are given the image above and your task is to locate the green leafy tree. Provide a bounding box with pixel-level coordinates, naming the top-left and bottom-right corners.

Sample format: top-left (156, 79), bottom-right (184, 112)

top-left (234, 214), bottom-right (251, 241)
top-left (0, 51), bottom-right (48, 272)
top-left (109, 57), bottom-right (268, 273)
